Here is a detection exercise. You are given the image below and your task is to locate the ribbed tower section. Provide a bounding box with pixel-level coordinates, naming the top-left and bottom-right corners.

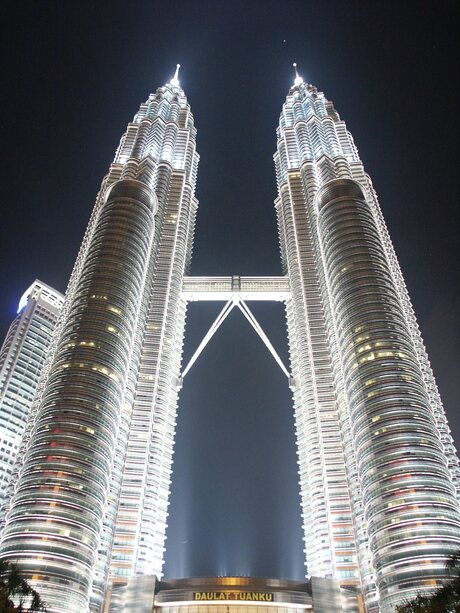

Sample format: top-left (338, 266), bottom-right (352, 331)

top-left (0, 74), bottom-right (199, 613)
top-left (275, 75), bottom-right (460, 611)
top-left (106, 76), bottom-right (199, 591)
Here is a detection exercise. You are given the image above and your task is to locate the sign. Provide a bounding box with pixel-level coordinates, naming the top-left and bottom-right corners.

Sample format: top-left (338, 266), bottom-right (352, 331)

top-left (194, 592), bottom-right (274, 602)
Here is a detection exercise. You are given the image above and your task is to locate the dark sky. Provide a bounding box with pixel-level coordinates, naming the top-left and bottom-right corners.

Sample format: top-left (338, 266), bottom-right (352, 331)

top-left (1, 0), bottom-right (459, 581)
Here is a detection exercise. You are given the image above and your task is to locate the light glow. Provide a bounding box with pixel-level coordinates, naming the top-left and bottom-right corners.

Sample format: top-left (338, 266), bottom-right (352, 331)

top-left (293, 62), bottom-right (303, 86)
top-left (170, 63), bottom-right (181, 87)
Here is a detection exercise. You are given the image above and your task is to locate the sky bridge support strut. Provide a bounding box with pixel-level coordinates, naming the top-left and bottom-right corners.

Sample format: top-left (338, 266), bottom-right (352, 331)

top-left (180, 287), bottom-right (291, 382)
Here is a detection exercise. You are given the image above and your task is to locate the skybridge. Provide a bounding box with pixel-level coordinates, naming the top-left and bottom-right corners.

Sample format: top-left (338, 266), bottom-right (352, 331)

top-left (181, 275), bottom-right (291, 302)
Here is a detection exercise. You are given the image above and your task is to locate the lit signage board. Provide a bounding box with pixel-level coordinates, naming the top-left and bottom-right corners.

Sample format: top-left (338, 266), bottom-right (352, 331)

top-left (194, 592), bottom-right (274, 602)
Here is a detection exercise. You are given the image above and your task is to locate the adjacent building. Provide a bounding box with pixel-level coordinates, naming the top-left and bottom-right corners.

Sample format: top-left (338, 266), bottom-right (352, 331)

top-left (0, 280), bottom-right (64, 520)
top-left (0, 67), bottom-right (459, 613)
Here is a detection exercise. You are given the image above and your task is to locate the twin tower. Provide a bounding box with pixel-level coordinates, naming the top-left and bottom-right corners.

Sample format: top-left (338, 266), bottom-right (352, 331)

top-left (0, 67), bottom-right (459, 613)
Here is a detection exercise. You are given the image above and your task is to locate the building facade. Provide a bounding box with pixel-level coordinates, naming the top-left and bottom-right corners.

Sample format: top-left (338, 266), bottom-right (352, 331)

top-left (0, 68), bottom-right (459, 613)
top-left (0, 281), bottom-right (64, 520)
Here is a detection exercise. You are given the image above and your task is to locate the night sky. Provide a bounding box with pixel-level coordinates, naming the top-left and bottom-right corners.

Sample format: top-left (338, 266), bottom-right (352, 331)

top-left (1, 0), bottom-right (459, 581)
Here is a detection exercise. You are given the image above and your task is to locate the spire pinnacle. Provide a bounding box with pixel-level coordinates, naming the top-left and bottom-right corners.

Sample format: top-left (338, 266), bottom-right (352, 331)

top-left (170, 64), bottom-right (181, 87)
top-left (293, 62), bottom-right (303, 86)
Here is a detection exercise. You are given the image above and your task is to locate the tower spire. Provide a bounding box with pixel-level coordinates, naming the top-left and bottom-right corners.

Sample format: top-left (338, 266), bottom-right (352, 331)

top-left (170, 63), bottom-right (181, 87)
top-left (293, 62), bottom-right (303, 86)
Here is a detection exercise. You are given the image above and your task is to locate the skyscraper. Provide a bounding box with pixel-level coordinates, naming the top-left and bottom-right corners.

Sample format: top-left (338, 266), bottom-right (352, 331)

top-left (0, 66), bottom-right (459, 613)
top-left (0, 66), bottom-right (199, 613)
top-left (275, 66), bottom-right (460, 611)
top-left (0, 281), bottom-right (64, 518)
